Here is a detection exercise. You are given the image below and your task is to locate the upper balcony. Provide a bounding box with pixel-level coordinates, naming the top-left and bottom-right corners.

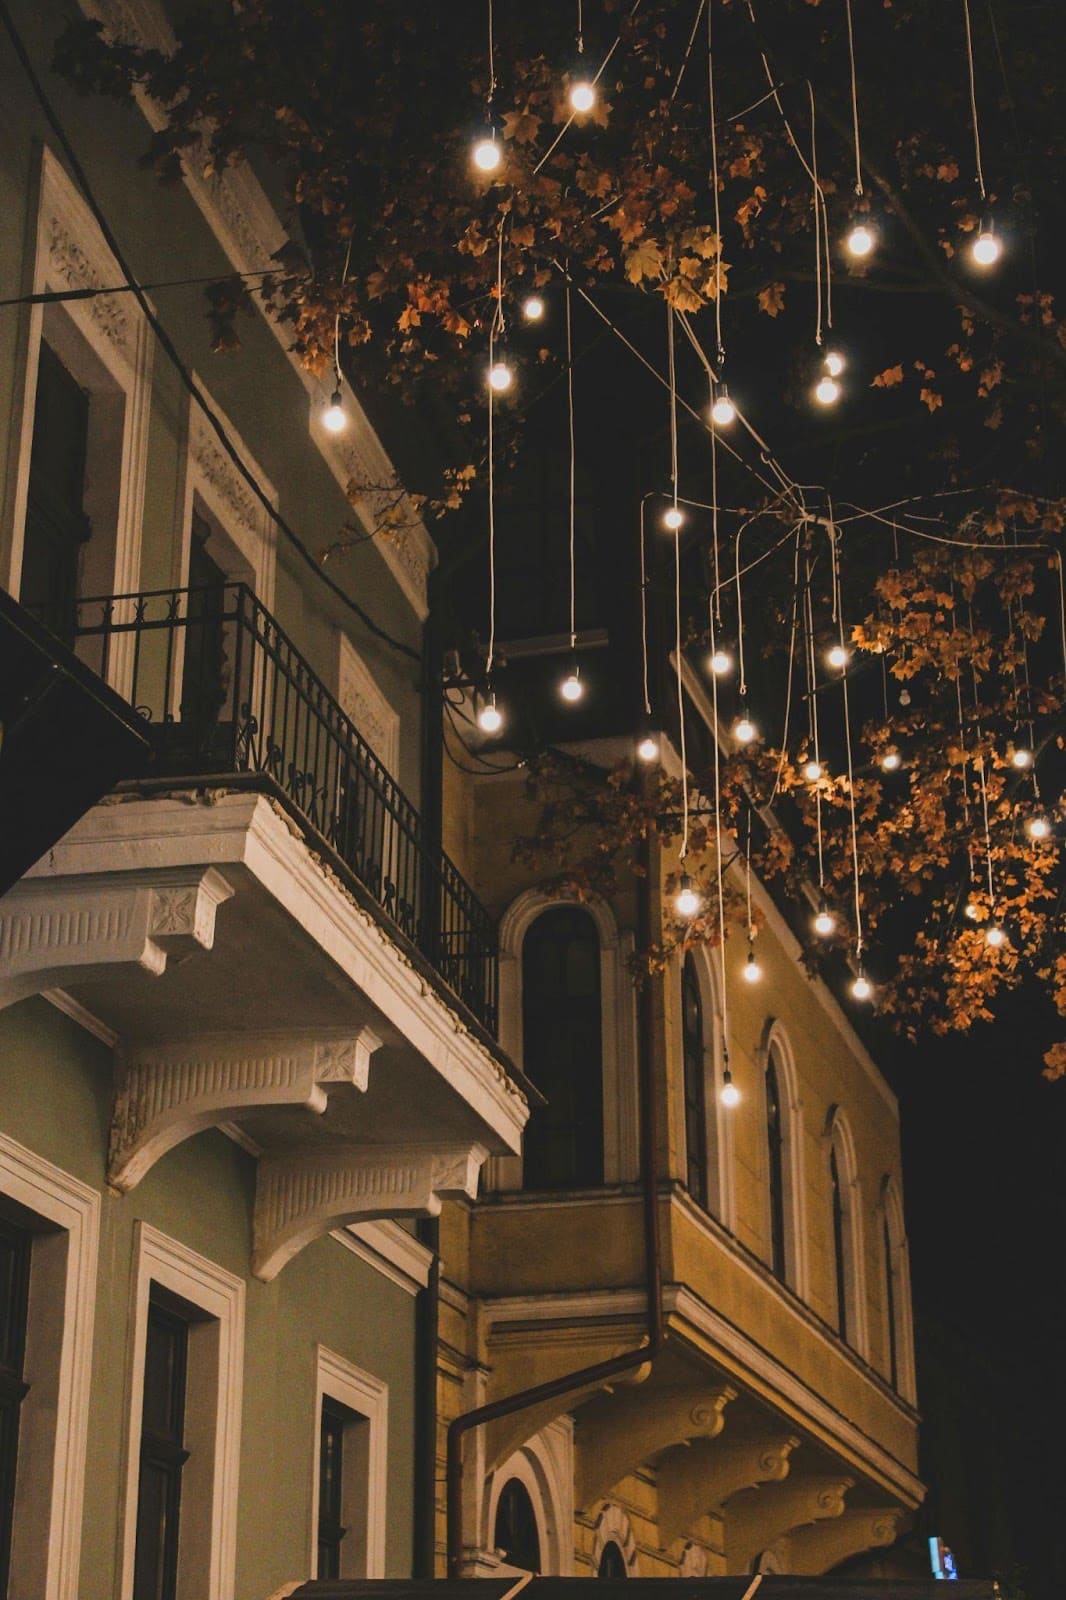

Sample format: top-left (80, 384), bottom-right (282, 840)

top-left (0, 584), bottom-right (530, 1274)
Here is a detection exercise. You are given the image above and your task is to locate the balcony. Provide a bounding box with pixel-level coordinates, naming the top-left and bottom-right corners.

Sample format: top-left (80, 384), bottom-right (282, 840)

top-left (1, 586), bottom-right (529, 1275)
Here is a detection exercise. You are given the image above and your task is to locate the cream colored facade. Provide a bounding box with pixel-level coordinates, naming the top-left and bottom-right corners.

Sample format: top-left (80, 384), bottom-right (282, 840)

top-left (435, 733), bottom-right (921, 1580)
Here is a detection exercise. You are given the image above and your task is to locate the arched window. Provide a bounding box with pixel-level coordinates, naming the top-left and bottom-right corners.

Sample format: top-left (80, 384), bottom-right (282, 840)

top-left (826, 1111), bottom-right (865, 1353)
top-left (830, 1143), bottom-right (849, 1342)
top-left (765, 1047), bottom-right (787, 1281)
top-left (521, 907), bottom-right (603, 1190)
top-left (597, 1541), bottom-right (627, 1578)
top-left (493, 1478), bottom-right (541, 1573)
top-left (882, 1207), bottom-right (898, 1386)
top-left (681, 955), bottom-right (708, 1207)
top-left (880, 1176), bottom-right (915, 1399)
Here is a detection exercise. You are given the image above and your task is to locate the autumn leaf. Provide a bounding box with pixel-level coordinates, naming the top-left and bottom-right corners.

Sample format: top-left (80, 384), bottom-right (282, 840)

top-left (920, 386), bottom-right (943, 411)
top-left (757, 282), bottom-right (786, 317)
top-left (502, 106), bottom-right (542, 144)
top-left (871, 365), bottom-right (905, 388)
top-left (624, 238), bottom-right (664, 284)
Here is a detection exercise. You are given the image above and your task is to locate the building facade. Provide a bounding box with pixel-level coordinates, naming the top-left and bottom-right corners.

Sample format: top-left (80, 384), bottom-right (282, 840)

top-left (0, 2), bottom-right (921, 1596)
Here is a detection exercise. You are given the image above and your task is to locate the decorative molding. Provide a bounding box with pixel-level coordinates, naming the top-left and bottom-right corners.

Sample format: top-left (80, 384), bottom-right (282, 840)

top-left (575, 1385), bottom-right (737, 1509)
top-left (679, 1542), bottom-right (710, 1578)
top-left (824, 1105), bottom-right (871, 1361)
top-left (181, 387), bottom-right (279, 608)
top-left (879, 1174), bottom-right (917, 1406)
top-left (725, 1474), bottom-right (853, 1572)
top-left (482, 1418), bottom-right (575, 1577)
top-left (311, 1347), bottom-right (389, 1578)
top-left (252, 1141), bottom-right (487, 1280)
top-left (0, 1134), bottom-right (100, 1600)
top-left (758, 1019), bottom-right (810, 1300)
top-left (0, 868), bottom-right (233, 1010)
top-left (337, 632), bottom-right (400, 775)
top-left (108, 1025), bottom-right (381, 1192)
top-left (785, 1507), bottom-right (902, 1576)
top-left (334, 1220), bottom-right (434, 1297)
top-left (41, 989), bottom-right (119, 1048)
top-left (657, 1433), bottom-right (802, 1548)
top-left (590, 1503), bottom-right (639, 1574)
top-left (678, 944), bottom-right (735, 1230)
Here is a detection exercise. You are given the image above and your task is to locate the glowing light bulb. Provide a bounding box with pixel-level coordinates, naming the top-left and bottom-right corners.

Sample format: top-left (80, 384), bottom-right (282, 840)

top-left (1011, 746), bottom-right (1033, 770)
top-left (488, 360), bottom-right (513, 393)
top-left (846, 221), bottom-right (875, 258)
top-left (824, 350), bottom-right (845, 377)
top-left (478, 698), bottom-right (503, 734)
top-left (985, 924), bottom-right (1005, 948)
top-left (743, 949), bottom-right (763, 984)
top-left (675, 874), bottom-right (702, 919)
top-left (569, 79), bottom-right (596, 114)
top-left (826, 643), bottom-right (849, 669)
top-left (971, 228), bottom-right (1001, 267)
top-left (720, 1070), bottom-right (741, 1108)
top-left (560, 671), bottom-right (584, 703)
top-left (1027, 814), bottom-right (1051, 841)
top-left (814, 907), bottom-right (836, 938)
top-left (709, 649), bottom-right (733, 676)
top-left (881, 749), bottom-right (902, 773)
top-left (733, 714), bottom-right (757, 745)
top-left (637, 733), bottom-right (659, 763)
top-left (473, 137), bottom-right (502, 173)
top-left (964, 899), bottom-right (980, 920)
top-left (803, 759), bottom-right (824, 782)
top-left (711, 387), bottom-right (736, 427)
top-left (815, 375), bottom-right (841, 406)
top-left (522, 295), bottom-right (545, 321)
top-left (851, 973), bottom-right (873, 1001)
top-left (662, 505), bottom-right (685, 531)
top-left (323, 389), bottom-right (347, 433)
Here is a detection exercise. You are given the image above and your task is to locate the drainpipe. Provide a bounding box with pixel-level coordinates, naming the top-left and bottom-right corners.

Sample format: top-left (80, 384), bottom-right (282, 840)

top-left (445, 826), bottom-right (665, 1576)
top-left (413, 1215), bottom-right (441, 1578)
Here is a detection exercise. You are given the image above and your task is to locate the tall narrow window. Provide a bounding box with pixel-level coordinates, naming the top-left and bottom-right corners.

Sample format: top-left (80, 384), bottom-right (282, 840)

top-left (522, 907), bottom-right (603, 1190)
top-left (0, 1217), bottom-right (32, 1599)
top-left (133, 1290), bottom-right (191, 1600)
top-left (493, 1478), bottom-right (541, 1574)
top-left (598, 1541), bottom-right (628, 1578)
top-left (21, 341), bottom-right (92, 645)
top-left (765, 1050), bottom-right (787, 1280)
top-left (180, 510), bottom-right (229, 736)
top-left (882, 1210), bottom-right (898, 1389)
top-left (681, 956), bottom-right (708, 1207)
top-left (830, 1146), bottom-right (849, 1343)
top-left (317, 1396), bottom-right (354, 1579)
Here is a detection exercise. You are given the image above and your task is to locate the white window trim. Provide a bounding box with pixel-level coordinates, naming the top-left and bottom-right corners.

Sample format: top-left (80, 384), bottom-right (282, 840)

top-left (590, 1501), bottom-right (639, 1576)
top-left (177, 383), bottom-right (278, 610)
top-left (119, 1222), bottom-right (245, 1600)
top-left (677, 946), bottom-right (735, 1230)
top-left (759, 1020), bottom-right (810, 1300)
top-left (4, 145), bottom-right (152, 699)
top-left (483, 1418), bottom-right (575, 1577)
top-left (494, 890), bottom-right (639, 1189)
top-left (879, 1174), bottom-right (917, 1404)
top-left (310, 1346), bottom-right (388, 1579)
top-left (824, 1107), bottom-right (870, 1361)
top-left (336, 633), bottom-right (400, 777)
top-left (0, 1132), bottom-right (100, 1600)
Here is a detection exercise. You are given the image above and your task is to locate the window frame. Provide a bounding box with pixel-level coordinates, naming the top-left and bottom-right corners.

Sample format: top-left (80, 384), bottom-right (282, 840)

top-left (823, 1108), bottom-right (869, 1359)
top-left (310, 1347), bottom-right (388, 1580)
top-left (757, 1023), bottom-right (808, 1298)
top-left (879, 1175), bottom-right (917, 1402)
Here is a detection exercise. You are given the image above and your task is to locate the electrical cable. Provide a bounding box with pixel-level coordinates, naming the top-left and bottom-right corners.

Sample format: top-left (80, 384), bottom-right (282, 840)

top-left (707, 0), bottom-right (725, 363)
top-left (843, 0), bottom-right (865, 196)
top-left (962, 0), bottom-right (987, 199)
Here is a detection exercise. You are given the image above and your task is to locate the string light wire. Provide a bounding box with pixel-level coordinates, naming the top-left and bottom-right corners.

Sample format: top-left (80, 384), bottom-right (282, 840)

top-left (843, 0), bottom-right (865, 196)
top-left (829, 515), bottom-right (866, 958)
top-left (962, 0), bottom-right (987, 198)
top-left (707, 0), bottom-right (725, 362)
top-left (566, 282), bottom-right (578, 651)
top-left (708, 606), bottom-right (732, 1069)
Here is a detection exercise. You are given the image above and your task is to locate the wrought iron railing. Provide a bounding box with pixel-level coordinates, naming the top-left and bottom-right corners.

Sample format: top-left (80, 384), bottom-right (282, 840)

top-left (68, 584), bottom-right (498, 1030)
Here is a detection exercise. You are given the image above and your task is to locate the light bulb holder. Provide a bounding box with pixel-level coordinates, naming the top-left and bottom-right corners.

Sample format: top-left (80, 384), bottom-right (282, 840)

top-left (675, 872), bottom-right (701, 919)
top-left (743, 947), bottom-right (763, 983)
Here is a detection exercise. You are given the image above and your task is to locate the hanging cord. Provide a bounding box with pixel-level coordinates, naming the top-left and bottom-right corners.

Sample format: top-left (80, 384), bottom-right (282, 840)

top-left (487, 0), bottom-right (497, 111)
top-left (710, 378), bottom-right (722, 622)
top-left (803, 543), bottom-right (826, 891)
top-left (667, 305), bottom-right (680, 517)
top-left (577, 0), bottom-right (584, 53)
top-left (967, 602), bottom-right (997, 910)
top-left (333, 234), bottom-right (354, 387)
top-left (709, 606), bottom-right (732, 1060)
top-left (532, 2), bottom-right (643, 176)
top-left (566, 281), bottom-right (578, 652)
top-left (808, 82), bottom-right (823, 348)
top-left (829, 516), bottom-right (865, 958)
top-left (745, 811), bottom-right (755, 940)
top-left (485, 219), bottom-right (507, 677)
top-left (734, 518), bottom-right (753, 697)
top-left (670, 0), bottom-right (708, 109)
top-left (675, 519), bottom-right (690, 863)
top-left (962, 0), bottom-right (987, 199)
top-left (1057, 554), bottom-right (1066, 682)
top-left (707, 0), bottom-right (725, 364)
top-left (843, 0), bottom-right (864, 196)
top-left (770, 526), bottom-right (803, 803)
top-left (639, 496), bottom-right (652, 716)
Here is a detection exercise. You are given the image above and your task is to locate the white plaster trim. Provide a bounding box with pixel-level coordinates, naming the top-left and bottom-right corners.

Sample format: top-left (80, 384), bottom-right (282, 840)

top-left (0, 1134), bottom-right (100, 1600)
top-left (336, 632), bottom-right (400, 776)
top-left (483, 1417), bottom-right (575, 1576)
top-left (759, 1020), bottom-right (810, 1300)
top-left (178, 377), bottom-right (278, 608)
top-left (119, 1223), bottom-right (244, 1600)
top-left (677, 945), bottom-right (735, 1230)
top-left (334, 1220), bottom-right (433, 1296)
top-left (591, 1503), bottom-right (639, 1574)
top-left (311, 1347), bottom-right (388, 1578)
top-left (825, 1107), bottom-right (870, 1362)
top-left (41, 988), bottom-right (119, 1048)
top-left (879, 1175), bottom-right (917, 1406)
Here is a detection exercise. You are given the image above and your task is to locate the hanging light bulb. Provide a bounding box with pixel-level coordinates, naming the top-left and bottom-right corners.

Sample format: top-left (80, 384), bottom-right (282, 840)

top-left (851, 971), bottom-right (873, 1001)
top-left (636, 731), bottom-right (660, 763)
top-left (720, 1067), bottom-right (741, 1108)
top-left (814, 375), bottom-right (842, 406)
top-left (560, 668), bottom-right (584, 703)
top-left (845, 217), bottom-right (875, 257)
top-left (824, 350), bottom-right (845, 378)
top-left (813, 904), bottom-right (836, 938)
top-left (569, 79), bottom-right (596, 114)
top-left (473, 136), bottom-right (502, 173)
top-left (487, 359), bottom-right (513, 393)
top-left (323, 388), bottom-right (347, 433)
top-left (985, 923), bottom-right (1006, 948)
top-left (733, 710), bottom-right (757, 745)
top-left (709, 647), bottom-right (733, 677)
top-left (826, 643), bottom-right (849, 670)
top-left (743, 946), bottom-right (763, 983)
top-left (662, 504), bottom-right (685, 531)
top-left (881, 749), bottom-right (902, 773)
top-left (478, 696), bottom-right (503, 734)
top-left (711, 385), bottom-right (736, 427)
top-left (522, 294), bottom-right (545, 321)
top-left (803, 758), bottom-right (824, 783)
top-left (971, 223), bottom-right (1002, 268)
top-left (675, 873), bottom-right (702, 919)
top-left (1011, 745), bottom-right (1034, 770)
top-left (1026, 814), bottom-right (1051, 841)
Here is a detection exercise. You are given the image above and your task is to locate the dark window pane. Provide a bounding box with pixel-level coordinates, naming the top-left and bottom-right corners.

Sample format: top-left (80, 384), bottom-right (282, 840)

top-left (180, 511), bottom-right (230, 734)
top-left (597, 1540), bottom-right (628, 1579)
top-left (318, 1396), bottom-right (352, 1579)
top-left (831, 1146), bottom-right (849, 1343)
top-left (883, 1210), bottom-right (898, 1388)
top-left (493, 1478), bottom-right (541, 1574)
top-left (682, 956), bottom-right (708, 1208)
top-left (21, 341), bottom-right (92, 647)
top-left (766, 1052), bottom-right (787, 1280)
top-left (133, 1296), bottom-right (189, 1600)
top-left (521, 908), bottom-right (603, 1190)
top-left (0, 1217), bottom-right (32, 1599)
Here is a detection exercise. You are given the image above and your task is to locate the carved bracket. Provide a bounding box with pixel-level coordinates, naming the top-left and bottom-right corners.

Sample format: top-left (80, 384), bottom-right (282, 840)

top-left (725, 1473), bottom-right (853, 1572)
top-left (657, 1432), bottom-right (802, 1548)
top-left (576, 1385), bottom-right (737, 1509)
top-left (0, 869), bottom-right (233, 1009)
top-left (108, 1026), bottom-right (382, 1192)
top-left (785, 1508), bottom-right (902, 1575)
top-left (252, 1141), bottom-right (487, 1280)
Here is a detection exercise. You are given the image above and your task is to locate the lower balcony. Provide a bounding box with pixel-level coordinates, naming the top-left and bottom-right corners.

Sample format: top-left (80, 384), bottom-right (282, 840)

top-left (0, 586), bottom-right (530, 1275)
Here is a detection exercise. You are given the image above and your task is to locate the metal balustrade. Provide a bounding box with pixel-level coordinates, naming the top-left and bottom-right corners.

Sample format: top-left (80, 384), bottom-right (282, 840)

top-left (68, 584), bottom-right (498, 1030)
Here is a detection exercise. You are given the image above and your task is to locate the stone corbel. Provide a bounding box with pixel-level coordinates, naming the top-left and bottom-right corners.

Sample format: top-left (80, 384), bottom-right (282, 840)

top-left (785, 1508), bottom-right (902, 1575)
top-left (576, 1384), bottom-right (737, 1509)
top-left (725, 1473), bottom-right (853, 1572)
top-left (657, 1433), bottom-right (802, 1548)
top-left (108, 1026), bottom-right (382, 1191)
top-left (252, 1141), bottom-right (487, 1280)
top-left (0, 868), bottom-right (233, 1009)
